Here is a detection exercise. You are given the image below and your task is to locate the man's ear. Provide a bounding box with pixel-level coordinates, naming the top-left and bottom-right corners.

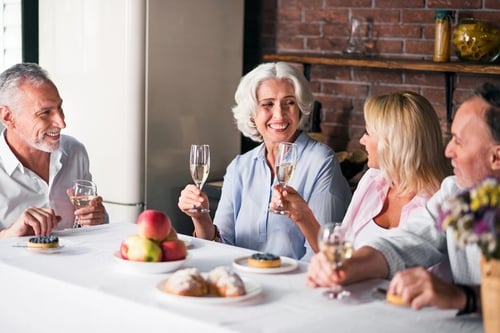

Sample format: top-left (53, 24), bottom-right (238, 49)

top-left (490, 144), bottom-right (500, 171)
top-left (0, 105), bottom-right (14, 128)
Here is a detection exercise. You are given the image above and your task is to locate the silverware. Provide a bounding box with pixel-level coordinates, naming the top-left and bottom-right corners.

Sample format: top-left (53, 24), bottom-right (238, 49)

top-left (374, 287), bottom-right (387, 296)
top-left (12, 244), bottom-right (28, 248)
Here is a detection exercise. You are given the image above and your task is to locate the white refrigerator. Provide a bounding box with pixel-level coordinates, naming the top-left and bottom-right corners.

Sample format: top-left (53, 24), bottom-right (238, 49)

top-left (38, 0), bottom-right (242, 234)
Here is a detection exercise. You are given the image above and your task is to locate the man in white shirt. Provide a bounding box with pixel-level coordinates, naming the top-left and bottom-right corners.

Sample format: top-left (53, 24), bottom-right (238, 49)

top-left (306, 82), bottom-right (500, 315)
top-left (0, 63), bottom-right (107, 238)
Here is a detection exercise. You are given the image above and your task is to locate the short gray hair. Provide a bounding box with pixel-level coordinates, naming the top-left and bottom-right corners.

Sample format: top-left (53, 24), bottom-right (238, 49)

top-left (0, 63), bottom-right (52, 109)
top-left (475, 82), bottom-right (500, 143)
top-left (232, 62), bottom-right (314, 142)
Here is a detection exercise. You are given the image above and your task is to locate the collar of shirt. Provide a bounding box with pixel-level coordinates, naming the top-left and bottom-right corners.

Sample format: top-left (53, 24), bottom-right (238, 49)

top-left (255, 130), bottom-right (308, 161)
top-left (343, 168), bottom-right (430, 240)
top-left (0, 129), bottom-right (22, 176)
top-left (0, 129), bottom-right (65, 180)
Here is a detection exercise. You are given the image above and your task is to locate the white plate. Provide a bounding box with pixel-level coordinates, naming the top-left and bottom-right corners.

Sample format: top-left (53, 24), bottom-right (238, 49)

top-left (28, 244), bottom-right (66, 254)
top-left (177, 235), bottom-right (193, 248)
top-left (113, 251), bottom-right (190, 274)
top-left (13, 240), bottom-right (67, 254)
top-left (53, 224), bottom-right (111, 236)
top-left (155, 276), bottom-right (262, 304)
top-left (232, 256), bottom-right (299, 274)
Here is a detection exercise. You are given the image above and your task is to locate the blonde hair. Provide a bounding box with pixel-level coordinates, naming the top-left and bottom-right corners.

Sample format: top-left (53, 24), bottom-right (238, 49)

top-left (232, 62), bottom-right (314, 142)
top-left (364, 91), bottom-right (451, 196)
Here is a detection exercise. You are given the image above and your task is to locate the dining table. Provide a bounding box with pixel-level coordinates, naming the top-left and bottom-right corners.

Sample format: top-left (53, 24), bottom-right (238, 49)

top-left (0, 222), bottom-right (483, 333)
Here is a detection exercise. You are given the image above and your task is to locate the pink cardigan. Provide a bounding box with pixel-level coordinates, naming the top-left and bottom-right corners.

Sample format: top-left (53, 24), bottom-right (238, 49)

top-left (342, 168), bottom-right (430, 243)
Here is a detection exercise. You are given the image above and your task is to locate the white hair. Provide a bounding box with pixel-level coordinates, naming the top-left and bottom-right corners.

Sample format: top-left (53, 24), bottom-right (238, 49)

top-left (232, 62), bottom-right (314, 142)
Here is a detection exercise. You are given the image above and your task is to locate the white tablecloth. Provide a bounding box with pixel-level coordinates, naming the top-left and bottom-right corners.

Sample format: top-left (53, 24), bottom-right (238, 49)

top-left (0, 223), bottom-right (483, 333)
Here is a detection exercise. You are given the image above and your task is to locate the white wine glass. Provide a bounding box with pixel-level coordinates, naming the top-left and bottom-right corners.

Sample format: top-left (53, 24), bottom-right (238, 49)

top-left (188, 144), bottom-right (210, 213)
top-left (318, 222), bottom-right (354, 300)
top-left (68, 179), bottom-right (97, 228)
top-left (270, 142), bottom-right (297, 215)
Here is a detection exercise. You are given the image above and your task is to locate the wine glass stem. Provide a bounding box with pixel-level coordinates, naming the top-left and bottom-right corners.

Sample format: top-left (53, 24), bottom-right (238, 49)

top-left (328, 268), bottom-right (350, 299)
top-left (73, 216), bottom-right (81, 228)
top-left (277, 184), bottom-right (286, 209)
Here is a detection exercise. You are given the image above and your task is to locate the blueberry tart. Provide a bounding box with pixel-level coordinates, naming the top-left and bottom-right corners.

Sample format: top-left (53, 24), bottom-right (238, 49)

top-left (28, 235), bottom-right (59, 249)
top-left (247, 252), bottom-right (281, 268)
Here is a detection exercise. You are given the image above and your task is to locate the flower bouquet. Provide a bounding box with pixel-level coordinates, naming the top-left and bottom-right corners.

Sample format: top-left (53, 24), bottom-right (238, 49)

top-left (438, 176), bottom-right (500, 260)
top-left (438, 176), bottom-right (500, 332)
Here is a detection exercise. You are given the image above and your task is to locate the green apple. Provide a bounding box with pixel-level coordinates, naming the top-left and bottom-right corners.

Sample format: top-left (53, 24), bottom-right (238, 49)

top-left (120, 235), bottom-right (162, 262)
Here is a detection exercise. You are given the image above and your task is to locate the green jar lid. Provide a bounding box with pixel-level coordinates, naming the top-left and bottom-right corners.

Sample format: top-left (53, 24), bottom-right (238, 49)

top-left (435, 10), bottom-right (452, 20)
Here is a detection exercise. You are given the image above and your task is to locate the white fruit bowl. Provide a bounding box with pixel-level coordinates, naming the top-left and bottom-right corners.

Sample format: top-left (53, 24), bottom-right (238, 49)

top-left (113, 251), bottom-right (190, 274)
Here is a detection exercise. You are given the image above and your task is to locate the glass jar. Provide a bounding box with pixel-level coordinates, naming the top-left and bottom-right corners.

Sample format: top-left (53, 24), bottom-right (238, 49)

top-left (433, 10), bottom-right (452, 62)
top-left (452, 18), bottom-right (500, 63)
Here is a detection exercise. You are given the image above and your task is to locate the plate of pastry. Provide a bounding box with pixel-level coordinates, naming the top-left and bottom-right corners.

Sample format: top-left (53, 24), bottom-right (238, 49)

top-left (113, 251), bottom-right (190, 274)
top-left (232, 253), bottom-right (299, 274)
top-left (155, 266), bottom-right (263, 304)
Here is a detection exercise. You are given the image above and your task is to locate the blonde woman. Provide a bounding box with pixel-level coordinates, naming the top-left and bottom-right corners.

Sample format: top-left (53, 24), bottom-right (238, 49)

top-left (271, 91), bottom-right (451, 250)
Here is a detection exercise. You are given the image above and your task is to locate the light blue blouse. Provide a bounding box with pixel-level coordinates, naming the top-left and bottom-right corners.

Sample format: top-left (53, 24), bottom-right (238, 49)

top-left (214, 131), bottom-right (352, 260)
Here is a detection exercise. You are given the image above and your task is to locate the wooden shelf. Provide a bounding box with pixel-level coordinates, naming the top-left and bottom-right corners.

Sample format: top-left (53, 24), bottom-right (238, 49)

top-left (262, 53), bottom-right (500, 122)
top-left (262, 53), bottom-right (500, 75)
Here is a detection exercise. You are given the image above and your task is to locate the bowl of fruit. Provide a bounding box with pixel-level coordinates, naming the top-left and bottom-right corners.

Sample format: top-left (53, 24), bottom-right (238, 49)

top-left (115, 210), bottom-right (190, 274)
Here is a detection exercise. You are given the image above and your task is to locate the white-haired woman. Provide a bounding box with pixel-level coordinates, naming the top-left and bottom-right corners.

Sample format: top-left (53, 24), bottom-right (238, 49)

top-left (178, 62), bottom-right (351, 260)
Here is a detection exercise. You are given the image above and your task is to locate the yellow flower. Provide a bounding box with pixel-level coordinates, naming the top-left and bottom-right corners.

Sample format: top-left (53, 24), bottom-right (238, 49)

top-left (438, 177), bottom-right (500, 260)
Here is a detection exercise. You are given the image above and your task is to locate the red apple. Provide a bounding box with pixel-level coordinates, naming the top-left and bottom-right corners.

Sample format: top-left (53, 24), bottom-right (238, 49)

top-left (120, 235), bottom-right (162, 262)
top-left (136, 209), bottom-right (172, 242)
top-left (160, 239), bottom-right (187, 261)
top-left (165, 227), bottom-right (178, 241)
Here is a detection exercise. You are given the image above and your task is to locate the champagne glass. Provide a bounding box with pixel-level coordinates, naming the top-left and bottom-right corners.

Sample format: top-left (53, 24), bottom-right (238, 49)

top-left (270, 142), bottom-right (297, 215)
top-left (188, 144), bottom-right (210, 213)
top-left (318, 222), bottom-right (354, 299)
top-left (68, 179), bottom-right (97, 228)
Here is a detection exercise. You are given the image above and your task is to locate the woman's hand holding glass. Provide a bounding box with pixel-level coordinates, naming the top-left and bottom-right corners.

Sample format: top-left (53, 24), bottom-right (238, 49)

top-left (270, 185), bottom-right (314, 224)
top-left (314, 222), bottom-right (354, 299)
top-left (270, 142), bottom-right (297, 215)
top-left (188, 144), bottom-right (210, 213)
top-left (178, 184), bottom-right (210, 217)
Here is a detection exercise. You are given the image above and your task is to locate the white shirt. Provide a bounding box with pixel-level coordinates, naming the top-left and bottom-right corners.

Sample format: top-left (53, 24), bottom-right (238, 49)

top-left (353, 220), bottom-right (388, 249)
top-left (366, 176), bottom-right (481, 284)
top-left (0, 129), bottom-right (94, 230)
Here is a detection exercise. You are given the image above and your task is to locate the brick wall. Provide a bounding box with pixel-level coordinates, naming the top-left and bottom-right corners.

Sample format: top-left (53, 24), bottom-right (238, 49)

top-left (250, 0), bottom-right (500, 151)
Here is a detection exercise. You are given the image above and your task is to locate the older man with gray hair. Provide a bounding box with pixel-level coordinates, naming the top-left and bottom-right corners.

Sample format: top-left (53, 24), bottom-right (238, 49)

top-left (0, 63), bottom-right (107, 238)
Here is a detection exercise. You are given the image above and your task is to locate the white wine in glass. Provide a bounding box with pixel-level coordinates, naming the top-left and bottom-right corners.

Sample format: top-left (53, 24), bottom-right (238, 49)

top-left (68, 179), bottom-right (97, 228)
top-left (188, 144), bottom-right (210, 213)
top-left (270, 142), bottom-right (297, 215)
top-left (318, 222), bottom-right (354, 299)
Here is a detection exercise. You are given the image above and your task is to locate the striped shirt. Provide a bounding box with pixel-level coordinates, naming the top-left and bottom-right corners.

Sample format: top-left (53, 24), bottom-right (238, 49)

top-left (366, 176), bottom-right (481, 284)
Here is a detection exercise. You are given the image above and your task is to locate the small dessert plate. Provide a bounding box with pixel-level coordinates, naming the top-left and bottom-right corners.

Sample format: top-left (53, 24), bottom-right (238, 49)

top-left (232, 256), bottom-right (299, 274)
top-left (13, 242), bottom-right (66, 254)
top-left (28, 244), bottom-right (66, 254)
